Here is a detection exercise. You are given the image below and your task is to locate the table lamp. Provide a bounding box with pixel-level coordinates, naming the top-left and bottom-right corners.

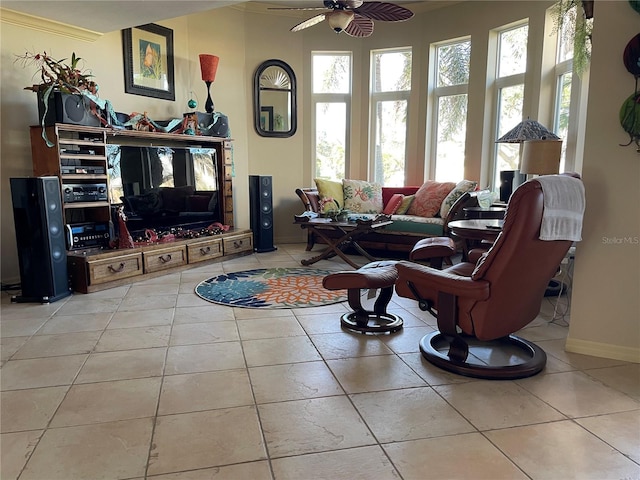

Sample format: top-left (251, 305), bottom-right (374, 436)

top-left (496, 118), bottom-right (560, 200)
top-left (199, 54), bottom-right (219, 113)
top-left (520, 139), bottom-right (562, 176)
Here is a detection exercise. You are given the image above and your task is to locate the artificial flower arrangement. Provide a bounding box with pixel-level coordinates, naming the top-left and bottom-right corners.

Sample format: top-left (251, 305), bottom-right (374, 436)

top-left (18, 51), bottom-right (98, 95)
top-left (16, 51), bottom-right (118, 145)
top-left (318, 197), bottom-right (349, 221)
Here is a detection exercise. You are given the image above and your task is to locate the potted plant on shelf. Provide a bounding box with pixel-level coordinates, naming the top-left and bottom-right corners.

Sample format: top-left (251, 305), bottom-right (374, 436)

top-left (17, 51), bottom-right (104, 134)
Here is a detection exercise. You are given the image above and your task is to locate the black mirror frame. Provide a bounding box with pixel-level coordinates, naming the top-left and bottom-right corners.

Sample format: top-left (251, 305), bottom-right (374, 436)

top-left (253, 59), bottom-right (297, 138)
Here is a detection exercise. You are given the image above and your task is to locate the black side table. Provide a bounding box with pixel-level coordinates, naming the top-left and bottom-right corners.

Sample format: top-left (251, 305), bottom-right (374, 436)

top-left (464, 206), bottom-right (506, 220)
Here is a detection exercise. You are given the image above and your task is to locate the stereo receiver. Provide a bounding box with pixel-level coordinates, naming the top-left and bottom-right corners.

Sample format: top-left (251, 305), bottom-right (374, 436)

top-left (62, 183), bottom-right (108, 203)
top-left (65, 222), bottom-right (111, 250)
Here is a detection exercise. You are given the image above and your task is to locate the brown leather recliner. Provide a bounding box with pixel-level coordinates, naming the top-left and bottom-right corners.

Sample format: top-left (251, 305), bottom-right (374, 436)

top-left (394, 175), bottom-right (585, 379)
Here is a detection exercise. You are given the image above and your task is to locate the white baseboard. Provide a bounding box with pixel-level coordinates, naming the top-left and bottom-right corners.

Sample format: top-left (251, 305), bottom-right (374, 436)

top-left (565, 337), bottom-right (640, 363)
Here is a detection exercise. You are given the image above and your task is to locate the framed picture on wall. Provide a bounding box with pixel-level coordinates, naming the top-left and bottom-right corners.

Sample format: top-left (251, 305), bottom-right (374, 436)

top-left (122, 23), bottom-right (175, 100)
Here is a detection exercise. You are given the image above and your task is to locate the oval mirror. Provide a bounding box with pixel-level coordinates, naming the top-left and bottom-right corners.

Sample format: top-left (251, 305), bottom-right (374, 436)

top-left (254, 59), bottom-right (297, 138)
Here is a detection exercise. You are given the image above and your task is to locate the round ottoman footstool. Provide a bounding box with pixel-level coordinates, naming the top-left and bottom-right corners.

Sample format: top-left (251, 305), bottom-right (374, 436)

top-left (322, 261), bottom-right (403, 333)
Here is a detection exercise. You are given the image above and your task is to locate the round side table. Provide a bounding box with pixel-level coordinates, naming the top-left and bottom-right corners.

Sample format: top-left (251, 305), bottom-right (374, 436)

top-left (464, 206), bottom-right (506, 220)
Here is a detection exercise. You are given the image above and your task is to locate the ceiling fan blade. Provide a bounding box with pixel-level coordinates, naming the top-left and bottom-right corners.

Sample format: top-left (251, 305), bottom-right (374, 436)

top-left (344, 15), bottom-right (373, 37)
top-left (354, 2), bottom-right (414, 22)
top-left (291, 13), bottom-right (327, 32)
top-left (268, 7), bottom-right (327, 11)
top-left (342, 0), bottom-right (365, 9)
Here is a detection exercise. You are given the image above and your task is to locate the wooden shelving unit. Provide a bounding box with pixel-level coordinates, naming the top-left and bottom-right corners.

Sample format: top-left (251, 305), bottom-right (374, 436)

top-left (29, 123), bottom-right (251, 293)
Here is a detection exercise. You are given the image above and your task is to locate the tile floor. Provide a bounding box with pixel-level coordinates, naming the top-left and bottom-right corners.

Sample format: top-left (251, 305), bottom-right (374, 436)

top-left (1, 243), bottom-right (639, 480)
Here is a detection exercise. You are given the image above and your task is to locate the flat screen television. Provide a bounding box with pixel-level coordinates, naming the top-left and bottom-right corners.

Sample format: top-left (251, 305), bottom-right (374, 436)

top-left (107, 144), bottom-right (221, 233)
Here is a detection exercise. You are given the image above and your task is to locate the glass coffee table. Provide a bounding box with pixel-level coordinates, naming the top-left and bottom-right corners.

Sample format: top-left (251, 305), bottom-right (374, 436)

top-left (295, 215), bottom-right (393, 269)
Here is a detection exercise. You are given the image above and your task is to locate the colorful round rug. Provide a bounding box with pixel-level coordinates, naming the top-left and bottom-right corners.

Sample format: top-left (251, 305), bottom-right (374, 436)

top-left (195, 267), bottom-right (348, 309)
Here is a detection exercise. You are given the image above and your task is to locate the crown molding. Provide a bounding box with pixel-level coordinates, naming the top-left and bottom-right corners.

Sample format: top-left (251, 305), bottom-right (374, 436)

top-left (0, 8), bottom-right (102, 42)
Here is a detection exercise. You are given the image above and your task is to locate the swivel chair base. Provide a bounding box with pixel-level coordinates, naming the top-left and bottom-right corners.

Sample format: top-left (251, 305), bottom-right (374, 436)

top-left (419, 331), bottom-right (547, 380)
top-left (341, 312), bottom-right (403, 334)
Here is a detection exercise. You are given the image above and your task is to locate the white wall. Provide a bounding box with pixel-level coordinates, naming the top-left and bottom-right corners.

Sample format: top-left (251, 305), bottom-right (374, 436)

top-left (566, 0), bottom-right (640, 361)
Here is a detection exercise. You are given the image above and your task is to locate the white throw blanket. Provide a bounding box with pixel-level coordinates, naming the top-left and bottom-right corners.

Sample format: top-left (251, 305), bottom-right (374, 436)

top-left (536, 175), bottom-right (585, 241)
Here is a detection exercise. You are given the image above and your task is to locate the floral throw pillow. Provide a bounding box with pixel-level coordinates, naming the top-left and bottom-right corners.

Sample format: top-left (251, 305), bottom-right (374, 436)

top-left (342, 179), bottom-right (383, 214)
top-left (439, 180), bottom-right (478, 218)
top-left (407, 181), bottom-right (456, 217)
top-left (314, 178), bottom-right (344, 213)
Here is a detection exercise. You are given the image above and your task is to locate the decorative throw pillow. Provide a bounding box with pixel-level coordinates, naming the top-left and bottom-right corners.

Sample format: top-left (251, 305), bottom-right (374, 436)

top-left (407, 181), bottom-right (456, 217)
top-left (383, 194), bottom-right (404, 215)
top-left (342, 179), bottom-right (383, 214)
top-left (314, 178), bottom-right (344, 213)
top-left (439, 180), bottom-right (478, 218)
top-left (395, 194), bottom-right (414, 214)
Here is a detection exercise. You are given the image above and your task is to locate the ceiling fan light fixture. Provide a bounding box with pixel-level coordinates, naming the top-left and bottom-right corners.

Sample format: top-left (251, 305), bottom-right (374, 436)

top-left (327, 10), bottom-right (354, 33)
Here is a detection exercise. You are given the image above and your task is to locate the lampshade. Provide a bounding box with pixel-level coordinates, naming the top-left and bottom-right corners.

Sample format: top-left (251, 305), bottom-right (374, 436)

top-left (520, 139), bottom-right (562, 175)
top-left (199, 54), bottom-right (219, 82)
top-left (496, 118), bottom-right (560, 143)
top-left (327, 10), bottom-right (354, 32)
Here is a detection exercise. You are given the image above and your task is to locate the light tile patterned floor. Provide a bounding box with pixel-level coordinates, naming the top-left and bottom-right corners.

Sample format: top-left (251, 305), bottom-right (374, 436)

top-left (1, 243), bottom-right (639, 480)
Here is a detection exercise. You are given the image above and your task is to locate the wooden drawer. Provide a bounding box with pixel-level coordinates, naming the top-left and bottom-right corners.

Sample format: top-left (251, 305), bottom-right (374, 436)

top-left (223, 233), bottom-right (253, 255)
top-left (88, 252), bottom-right (143, 285)
top-left (143, 245), bottom-right (187, 273)
top-left (187, 237), bottom-right (223, 264)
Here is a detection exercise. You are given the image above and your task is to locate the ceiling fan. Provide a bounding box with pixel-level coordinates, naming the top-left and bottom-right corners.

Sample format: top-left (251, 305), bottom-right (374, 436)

top-left (269, 0), bottom-right (414, 38)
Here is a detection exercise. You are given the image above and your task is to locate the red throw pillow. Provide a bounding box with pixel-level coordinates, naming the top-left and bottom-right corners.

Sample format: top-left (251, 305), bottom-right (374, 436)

top-left (407, 181), bottom-right (456, 217)
top-left (383, 193), bottom-right (404, 215)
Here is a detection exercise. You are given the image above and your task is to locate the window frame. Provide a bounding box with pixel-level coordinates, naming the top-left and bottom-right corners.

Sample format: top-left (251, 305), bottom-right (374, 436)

top-left (490, 21), bottom-right (530, 190)
top-left (311, 51), bottom-right (353, 180)
top-left (368, 46), bottom-right (412, 187)
top-left (428, 36), bottom-right (471, 182)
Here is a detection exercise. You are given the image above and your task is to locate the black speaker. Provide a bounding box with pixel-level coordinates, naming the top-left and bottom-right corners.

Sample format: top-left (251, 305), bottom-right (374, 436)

top-left (499, 170), bottom-right (527, 202)
top-left (38, 91), bottom-right (101, 127)
top-left (10, 177), bottom-right (72, 303)
top-left (249, 175), bottom-right (277, 253)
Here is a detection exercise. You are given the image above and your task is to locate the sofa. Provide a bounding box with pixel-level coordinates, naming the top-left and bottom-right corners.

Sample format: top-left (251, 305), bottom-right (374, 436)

top-left (296, 178), bottom-right (480, 255)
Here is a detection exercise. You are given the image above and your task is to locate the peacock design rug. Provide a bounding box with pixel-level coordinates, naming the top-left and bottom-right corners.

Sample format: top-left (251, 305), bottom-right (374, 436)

top-left (195, 267), bottom-right (348, 309)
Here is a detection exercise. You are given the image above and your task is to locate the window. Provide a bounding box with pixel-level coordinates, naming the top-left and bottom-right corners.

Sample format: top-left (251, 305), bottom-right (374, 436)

top-left (370, 48), bottom-right (411, 187)
top-left (312, 52), bottom-right (351, 180)
top-left (493, 23), bottom-right (529, 189)
top-left (553, 4), bottom-right (576, 173)
top-left (430, 38), bottom-right (471, 182)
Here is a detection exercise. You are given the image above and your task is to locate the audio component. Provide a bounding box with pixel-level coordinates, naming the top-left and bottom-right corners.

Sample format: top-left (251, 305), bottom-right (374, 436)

top-left (65, 222), bottom-right (111, 250)
top-left (61, 165), bottom-right (105, 175)
top-left (10, 176), bottom-right (72, 303)
top-left (63, 183), bottom-right (108, 203)
top-left (249, 175), bottom-right (276, 253)
top-left (38, 91), bottom-right (101, 127)
top-left (499, 170), bottom-right (526, 202)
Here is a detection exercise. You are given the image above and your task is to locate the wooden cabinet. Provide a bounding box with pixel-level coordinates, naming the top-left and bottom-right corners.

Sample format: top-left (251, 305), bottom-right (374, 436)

top-left (67, 228), bottom-right (253, 293)
top-left (187, 237), bottom-right (223, 264)
top-left (222, 232), bottom-right (253, 255)
top-left (30, 123), bottom-right (252, 293)
top-left (222, 140), bottom-right (234, 227)
top-left (142, 244), bottom-right (187, 273)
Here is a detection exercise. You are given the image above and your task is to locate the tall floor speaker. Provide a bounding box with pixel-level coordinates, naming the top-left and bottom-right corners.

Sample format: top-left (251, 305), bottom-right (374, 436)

top-left (249, 175), bottom-right (277, 253)
top-left (10, 177), bottom-right (72, 303)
